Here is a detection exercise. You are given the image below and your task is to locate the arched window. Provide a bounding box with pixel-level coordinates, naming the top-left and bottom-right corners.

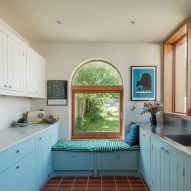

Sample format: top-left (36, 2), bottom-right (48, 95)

top-left (71, 60), bottom-right (123, 139)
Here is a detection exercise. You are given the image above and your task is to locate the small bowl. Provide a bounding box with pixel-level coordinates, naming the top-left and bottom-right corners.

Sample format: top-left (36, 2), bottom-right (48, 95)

top-left (16, 122), bottom-right (31, 127)
top-left (43, 118), bottom-right (57, 124)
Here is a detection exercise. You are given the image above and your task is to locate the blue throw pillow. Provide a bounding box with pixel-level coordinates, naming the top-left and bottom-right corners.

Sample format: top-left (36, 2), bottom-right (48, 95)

top-left (125, 122), bottom-right (139, 146)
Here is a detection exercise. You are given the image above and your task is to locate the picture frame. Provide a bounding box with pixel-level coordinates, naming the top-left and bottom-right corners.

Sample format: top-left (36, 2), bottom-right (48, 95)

top-left (47, 80), bottom-right (68, 106)
top-left (131, 66), bottom-right (156, 101)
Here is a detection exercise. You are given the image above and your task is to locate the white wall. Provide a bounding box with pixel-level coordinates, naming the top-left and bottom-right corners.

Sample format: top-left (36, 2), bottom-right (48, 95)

top-left (0, 96), bottom-right (30, 129)
top-left (31, 42), bottom-right (161, 139)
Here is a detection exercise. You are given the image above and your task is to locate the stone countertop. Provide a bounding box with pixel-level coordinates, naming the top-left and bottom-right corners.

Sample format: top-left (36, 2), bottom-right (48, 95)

top-left (0, 122), bottom-right (59, 152)
top-left (138, 122), bottom-right (191, 157)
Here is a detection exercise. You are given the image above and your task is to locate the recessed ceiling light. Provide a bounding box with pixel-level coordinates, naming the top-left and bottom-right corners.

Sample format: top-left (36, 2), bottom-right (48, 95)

top-left (54, 20), bottom-right (62, 25)
top-left (130, 20), bottom-right (136, 25)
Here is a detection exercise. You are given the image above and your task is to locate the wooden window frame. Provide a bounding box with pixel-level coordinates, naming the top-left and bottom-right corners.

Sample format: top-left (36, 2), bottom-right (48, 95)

top-left (163, 18), bottom-right (191, 118)
top-left (71, 86), bottom-right (123, 139)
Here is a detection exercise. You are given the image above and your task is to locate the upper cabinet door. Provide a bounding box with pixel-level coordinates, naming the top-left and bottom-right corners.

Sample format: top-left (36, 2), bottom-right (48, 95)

top-left (7, 36), bottom-right (25, 92)
top-left (26, 47), bottom-right (45, 98)
top-left (0, 29), bottom-right (8, 90)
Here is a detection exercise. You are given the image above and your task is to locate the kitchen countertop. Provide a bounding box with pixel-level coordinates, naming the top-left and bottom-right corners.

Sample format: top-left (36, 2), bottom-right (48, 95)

top-left (0, 122), bottom-right (59, 152)
top-left (139, 122), bottom-right (191, 157)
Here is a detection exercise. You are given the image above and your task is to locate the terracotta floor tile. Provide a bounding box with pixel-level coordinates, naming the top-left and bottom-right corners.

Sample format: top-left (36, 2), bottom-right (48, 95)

top-left (87, 185), bottom-right (101, 188)
top-left (57, 189), bottom-right (71, 191)
top-left (46, 180), bottom-right (61, 184)
top-left (128, 176), bottom-right (141, 180)
top-left (63, 177), bottom-right (76, 180)
top-left (74, 180), bottom-right (88, 184)
top-left (89, 177), bottom-right (102, 180)
top-left (102, 184), bottom-right (116, 188)
top-left (102, 176), bottom-right (115, 180)
top-left (131, 184), bottom-right (146, 188)
top-left (102, 188), bottom-right (116, 191)
top-left (116, 189), bottom-right (132, 191)
top-left (116, 184), bottom-right (131, 188)
top-left (50, 176), bottom-right (63, 180)
top-left (87, 189), bottom-right (102, 191)
top-left (73, 185), bottom-right (87, 189)
top-left (88, 180), bottom-right (101, 184)
top-left (41, 176), bottom-right (149, 191)
top-left (76, 176), bottom-right (89, 180)
top-left (116, 181), bottom-right (130, 184)
top-left (115, 176), bottom-right (128, 180)
top-left (58, 184), bottom-right (73, 188)
top-left (129, 180), bottom-right (144, 184)
top-left (102, 180), bottom-right (115, 184)
top-left (44, 184), bottom-right (58, 189)
top-left (61, 180), bottom-right (75, 184)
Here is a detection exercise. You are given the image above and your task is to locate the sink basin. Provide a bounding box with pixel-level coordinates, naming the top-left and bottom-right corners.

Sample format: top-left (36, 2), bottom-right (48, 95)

top-left (165, 134), bottom-right (191, 146)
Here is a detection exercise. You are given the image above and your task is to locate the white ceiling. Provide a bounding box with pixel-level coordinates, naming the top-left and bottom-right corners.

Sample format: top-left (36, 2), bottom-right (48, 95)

top-left (0, 0), bottom-right (190, 43)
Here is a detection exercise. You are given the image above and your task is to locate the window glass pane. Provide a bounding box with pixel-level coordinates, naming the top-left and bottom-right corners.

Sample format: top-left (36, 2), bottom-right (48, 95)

top-left (174, 36), bottom-right (187, 113)
top-left (72, 61), bottom-right (122, 86)
top-left (75, 93), bottom-right (120, 133)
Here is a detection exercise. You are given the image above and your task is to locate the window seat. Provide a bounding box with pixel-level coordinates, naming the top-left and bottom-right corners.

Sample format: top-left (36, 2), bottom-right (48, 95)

top-left (52, 140), bottom-right (140, 177)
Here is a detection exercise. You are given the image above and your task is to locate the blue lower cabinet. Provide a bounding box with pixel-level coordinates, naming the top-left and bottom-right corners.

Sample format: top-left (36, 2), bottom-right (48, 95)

top-left (54, 151), bottom-right (94, 170)
top-left (140, 128), bottom-right (150, 186)
top-left (36, 125), bottom-right (59, 190)
top-left (36, 131), bottom-right (51, 189)
top-left (149, 133), bottom-right (186, 191)
top-left (97, 152), bottom-right (138, 170)
top-left (150, 137), bottom-right (162, 191)
top-left (0, 151), bottom-right (36, 191)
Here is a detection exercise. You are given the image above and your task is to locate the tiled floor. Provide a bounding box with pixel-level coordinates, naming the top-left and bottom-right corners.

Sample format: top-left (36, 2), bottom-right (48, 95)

top-left (41, 176), bottom-right (149, 191)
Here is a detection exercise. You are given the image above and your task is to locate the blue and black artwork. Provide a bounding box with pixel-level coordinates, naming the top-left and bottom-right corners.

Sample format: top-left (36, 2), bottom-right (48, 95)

top-left (131, 66), bottom-right (156, 100)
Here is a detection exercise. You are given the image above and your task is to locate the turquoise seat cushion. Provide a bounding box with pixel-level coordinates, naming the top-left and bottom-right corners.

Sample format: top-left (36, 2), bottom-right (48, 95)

top-left (125, 122), bottom-right (139, 146)
top-left (52, 139), bottom-right (139, 152)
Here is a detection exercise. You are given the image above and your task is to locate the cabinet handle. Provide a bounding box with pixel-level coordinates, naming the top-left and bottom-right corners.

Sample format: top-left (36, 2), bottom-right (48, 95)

top-left (143, 134), bottom-right (146, 137)
top-left (16, 165), bottom-right (19, 169)
top-left (16, 150), bottom-right (20, 154)
top-left (161, 147), bottom-right (164, 150)
top-left (71, 155), bottom-right (77, 158)
top-left (4, 85), bottom-right (7, 87)
top-left (165, 150), bottom-right (169, 154)
top-left (8, 85), bottom-right (12, 88)
top-left (39, 137), bottom-right (42, 140)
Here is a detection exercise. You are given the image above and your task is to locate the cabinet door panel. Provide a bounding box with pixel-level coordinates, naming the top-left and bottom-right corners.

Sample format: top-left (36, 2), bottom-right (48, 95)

top-left (0, 29), bottom-right (7, 90)
top-left (26, 47), bottom-right (45, 97)
top-left (54, 151), bottom-right (94, 170)
top-left (97, 152), bottom-right (138, 170)
top-left (8, 37), bottom-right (25, 92)
top-left (0, 151), bottom-right (35, 191)
top-left (140, 128), bottom-right (150, 185)
top-left (150, 138), bottom-right (162, 191)
top-left (170, 148), bottom-right (185, 191)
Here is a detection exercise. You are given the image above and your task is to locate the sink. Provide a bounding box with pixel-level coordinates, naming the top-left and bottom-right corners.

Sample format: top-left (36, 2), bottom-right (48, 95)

top-left (165, 134), bottom-right (191, 146)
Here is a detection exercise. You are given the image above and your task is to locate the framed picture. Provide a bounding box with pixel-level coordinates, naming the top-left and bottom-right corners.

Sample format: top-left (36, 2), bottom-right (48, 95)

top-left (131, 66), bottom-right (156, 101)
top-left (47, 80), bottom-right (67, 106)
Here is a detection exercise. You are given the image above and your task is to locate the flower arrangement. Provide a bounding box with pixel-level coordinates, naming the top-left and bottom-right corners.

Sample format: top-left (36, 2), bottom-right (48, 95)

top-left (141, 101), bottom-right (163, 115)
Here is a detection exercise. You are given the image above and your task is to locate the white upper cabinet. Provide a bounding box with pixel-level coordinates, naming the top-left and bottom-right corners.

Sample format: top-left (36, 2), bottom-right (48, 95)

top-left (26, 47), bottom-right (45, 98)
top-left (7, 36), bottom-right (26, 92)
top-left (0, 20), bottom-right (45, 98)
top-left (0, 29), bottom-right (7, 90)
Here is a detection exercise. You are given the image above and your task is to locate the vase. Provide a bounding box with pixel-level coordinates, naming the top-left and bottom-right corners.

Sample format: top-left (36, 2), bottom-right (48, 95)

top-left (150, 114), bottom-right (157, 126)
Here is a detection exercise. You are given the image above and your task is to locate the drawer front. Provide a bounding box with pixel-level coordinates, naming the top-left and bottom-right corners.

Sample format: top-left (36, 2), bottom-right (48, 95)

top-left (17, 137), bottom-right (36, 159)
top-left (0, 137), bottom-right (35, 174)
top-left (0, 151), bottom-right (35, 191)
top-left (97, 151), bottom-right (138, 170)
top-left (54, 151), bottom-right (94, 170)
